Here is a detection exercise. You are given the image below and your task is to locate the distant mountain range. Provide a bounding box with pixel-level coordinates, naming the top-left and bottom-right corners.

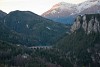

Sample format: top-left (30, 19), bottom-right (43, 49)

top-left (0, 10), bottom-right (70, 46)
top-left (42, 0), bottom-right (100, 24)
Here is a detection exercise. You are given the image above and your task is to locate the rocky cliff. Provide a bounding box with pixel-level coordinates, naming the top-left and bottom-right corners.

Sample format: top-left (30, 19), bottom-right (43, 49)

top-left (56, 14), bottom-right (100, 67)
top-left (71, 14), bottom-right (100, 34)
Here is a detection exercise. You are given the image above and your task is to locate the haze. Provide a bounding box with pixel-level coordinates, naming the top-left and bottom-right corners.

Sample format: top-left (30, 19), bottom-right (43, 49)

top-left (0, 0), bottom-right (87, 15)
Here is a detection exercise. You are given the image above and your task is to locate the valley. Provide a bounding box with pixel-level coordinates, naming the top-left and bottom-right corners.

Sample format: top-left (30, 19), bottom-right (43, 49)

top-left (0, 11), bottom-right (100, 67)
top-left (0, 0), bottom-right (100, 67)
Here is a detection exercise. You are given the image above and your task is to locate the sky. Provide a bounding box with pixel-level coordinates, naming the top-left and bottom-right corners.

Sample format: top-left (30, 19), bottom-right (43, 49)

top-left (0, 0), bottom-right (87, 15)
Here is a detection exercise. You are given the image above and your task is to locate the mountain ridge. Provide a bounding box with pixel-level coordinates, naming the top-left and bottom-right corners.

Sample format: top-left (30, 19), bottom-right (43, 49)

top-left (0, 10), bottom-right (70, 46)
top-left (42, 0), bottom-right (100, 24)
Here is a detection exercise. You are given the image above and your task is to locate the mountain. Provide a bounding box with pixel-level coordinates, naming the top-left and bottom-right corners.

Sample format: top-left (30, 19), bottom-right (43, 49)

top-left (42, 2), bottom-right (76, 24)
top-left (0, 11), bottom-right (71, 67)
top-left (0, 10), bottom-right (70, 46)
top-left (0, 10), bottom-right (7, 21)
top-left (42, 2), bottom-right (76, 18)
top-left (78, 0), bottom-right (100, 14)
top-left (42, 0), bottom-right (100, 24)
top-left (54, 14), bottom-right (100, 67)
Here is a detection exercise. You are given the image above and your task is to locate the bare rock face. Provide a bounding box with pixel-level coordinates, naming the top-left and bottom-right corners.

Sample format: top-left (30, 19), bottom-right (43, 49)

top-left (87, 17), bottom-right (95, 34)
top-left (71, 15), bottom-right (82, 32)
top-left (82, 15), bottom-right (87, 32)
top-left (71, 14), bottom-right (100, 34)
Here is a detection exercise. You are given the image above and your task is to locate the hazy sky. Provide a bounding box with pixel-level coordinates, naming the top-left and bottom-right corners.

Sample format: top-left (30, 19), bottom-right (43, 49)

top-left (0, 0), bottom-right (87, 15)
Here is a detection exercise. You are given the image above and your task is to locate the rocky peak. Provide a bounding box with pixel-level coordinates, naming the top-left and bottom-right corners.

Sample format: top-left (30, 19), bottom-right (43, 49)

top-left (71, 14), bottom-right (100, 34)
top-left (51, 2), bottom-right (75, 9)
top-left (42, 2), bottom-right (76, 17)
top-left (71, 15), bottom-right (82, 32)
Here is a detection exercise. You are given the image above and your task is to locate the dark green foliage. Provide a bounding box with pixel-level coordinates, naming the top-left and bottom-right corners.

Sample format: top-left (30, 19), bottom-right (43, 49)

top-left (0, 21), bottom-right (37, 46)
top-left (0, 10), bottom-right (71, 67)
top-left (0, 40), bottom-right (68, 67)
top-left (31, 48), bottom-right (73, 67)
top-left (0, 10), bottom-right (7, 21)
top-left (55, 29), bottom-right (100, 67)
top-left (0, 10), bottom-right (70, 46)
top-left (0, 40), bottom-right (48, 67)
top-left (0, 10), bottom-right (100, 67)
